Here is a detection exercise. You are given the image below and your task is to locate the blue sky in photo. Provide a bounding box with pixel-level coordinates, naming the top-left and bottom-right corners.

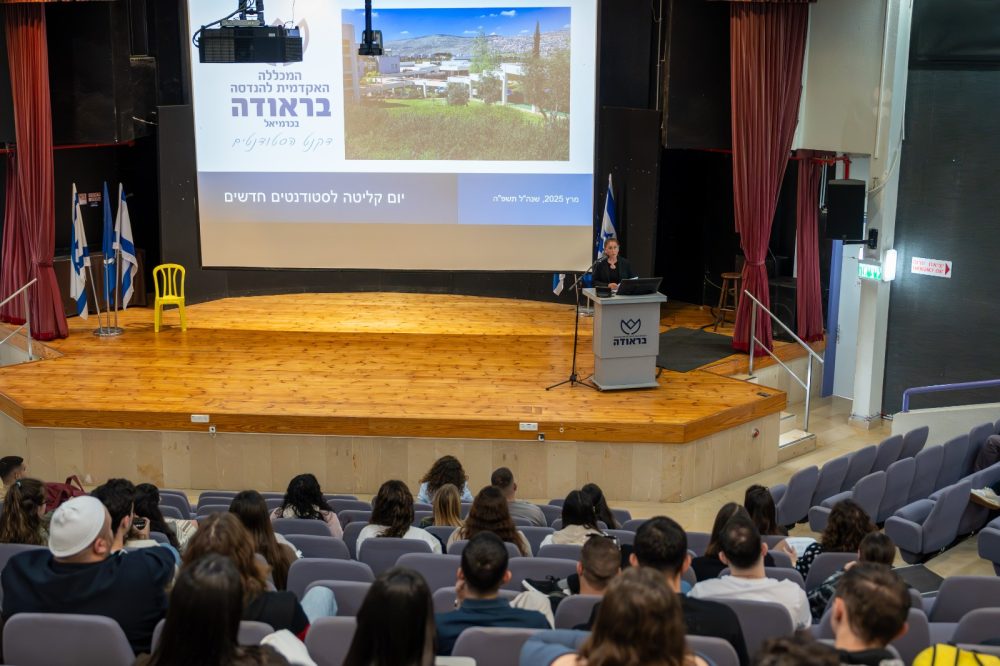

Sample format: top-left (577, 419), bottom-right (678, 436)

top-left (343, 7), bottom-right (571, 41)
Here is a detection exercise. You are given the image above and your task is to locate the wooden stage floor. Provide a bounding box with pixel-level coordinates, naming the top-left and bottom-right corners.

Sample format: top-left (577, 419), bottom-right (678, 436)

top-left (0, 294), bottom-right (793, 444)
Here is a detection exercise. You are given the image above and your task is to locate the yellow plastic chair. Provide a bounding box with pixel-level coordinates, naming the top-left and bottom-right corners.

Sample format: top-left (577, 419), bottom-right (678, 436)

top-left (152, 263), bottom-right (187, 332)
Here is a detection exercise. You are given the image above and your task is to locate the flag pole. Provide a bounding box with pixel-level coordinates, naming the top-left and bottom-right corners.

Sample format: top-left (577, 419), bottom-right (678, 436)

top-left (86, 264), bottom-right (103, 325)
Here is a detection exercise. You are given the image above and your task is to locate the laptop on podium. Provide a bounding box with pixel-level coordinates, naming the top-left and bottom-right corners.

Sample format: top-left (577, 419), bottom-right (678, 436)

top-left (615, 277), bottom-right (662, 296)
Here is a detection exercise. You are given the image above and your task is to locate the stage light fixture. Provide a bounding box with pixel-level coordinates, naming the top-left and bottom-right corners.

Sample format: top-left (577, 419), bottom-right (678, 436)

top-left (194, 0), bottom-right (303, 64)
top-left (358, 0), bottom-right (383, 56)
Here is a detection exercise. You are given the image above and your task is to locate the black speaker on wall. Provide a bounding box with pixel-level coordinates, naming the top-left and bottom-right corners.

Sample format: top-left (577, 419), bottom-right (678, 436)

top-left (825, 179), bottom-right (867, 241)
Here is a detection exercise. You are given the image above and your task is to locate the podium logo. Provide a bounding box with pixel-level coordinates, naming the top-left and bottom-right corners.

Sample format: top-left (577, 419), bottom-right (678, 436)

top-left (620, 318), bottom-right (641, 335)
top-left (614, 318), bottom-right (647, 347)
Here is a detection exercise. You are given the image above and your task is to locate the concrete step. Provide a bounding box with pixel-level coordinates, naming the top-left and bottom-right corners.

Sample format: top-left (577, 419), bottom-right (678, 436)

top-left (779, 411), bottom-right (798, 434)
top-left (778, 429), bottom-right (817, 462)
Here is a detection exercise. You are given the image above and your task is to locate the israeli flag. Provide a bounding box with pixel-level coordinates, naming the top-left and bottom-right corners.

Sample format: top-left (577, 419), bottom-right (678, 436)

top-left (101, 182), bottom-right (115, 308)
top-left (596, 173), bottom-right (618, 257)
top-left (114, 184), bottom-right (139, 309)
top-left (70, 185), bottom-right (90, 319)
top-left (552, 273), bottom-right (565, 296)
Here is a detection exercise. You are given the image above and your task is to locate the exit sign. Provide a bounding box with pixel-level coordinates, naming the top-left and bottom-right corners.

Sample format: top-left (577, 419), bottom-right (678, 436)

top-left (858, 262), bottom-right (882, 281)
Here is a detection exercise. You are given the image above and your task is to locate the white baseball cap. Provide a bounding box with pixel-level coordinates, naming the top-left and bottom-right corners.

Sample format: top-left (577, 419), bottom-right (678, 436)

top-left (48, 496), bottom-right (107, 558)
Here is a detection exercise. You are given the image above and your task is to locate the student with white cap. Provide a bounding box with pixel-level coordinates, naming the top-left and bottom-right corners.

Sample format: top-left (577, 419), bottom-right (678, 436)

top-left (0, 495), bottom-right (175, 654)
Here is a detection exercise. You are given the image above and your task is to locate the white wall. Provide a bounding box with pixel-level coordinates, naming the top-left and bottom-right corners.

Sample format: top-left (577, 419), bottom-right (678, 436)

top-left (893, 404), bottom-right (1000, 447)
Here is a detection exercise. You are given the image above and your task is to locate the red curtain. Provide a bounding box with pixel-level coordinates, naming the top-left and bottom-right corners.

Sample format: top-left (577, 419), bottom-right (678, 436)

top-left (1, 4), bottom-right (67, 339)
top-left (795, 150), bottom-right (825, 342)
top-left (729, 1), bottom-right (809, 353)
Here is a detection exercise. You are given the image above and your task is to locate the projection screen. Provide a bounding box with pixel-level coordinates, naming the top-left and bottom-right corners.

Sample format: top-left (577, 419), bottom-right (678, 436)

top-left (187, 0), bottom-right (598, 271)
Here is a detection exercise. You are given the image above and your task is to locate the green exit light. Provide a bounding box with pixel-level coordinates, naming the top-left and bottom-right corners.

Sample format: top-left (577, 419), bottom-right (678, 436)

top-left (858, 263), bottom-right (882, 281)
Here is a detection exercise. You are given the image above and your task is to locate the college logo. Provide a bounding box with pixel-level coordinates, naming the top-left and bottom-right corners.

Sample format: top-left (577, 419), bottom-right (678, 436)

top-left (620, 318), bottom-right (641, 336)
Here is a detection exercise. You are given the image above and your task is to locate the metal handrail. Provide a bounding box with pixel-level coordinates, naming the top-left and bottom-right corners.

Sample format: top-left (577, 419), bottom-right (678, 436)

top-left (901, 378), bottom-right (1000, 413)
top-left (745, 289), bottom-right (824, 432)
top-left (0, 278), bottom-right (36, 360)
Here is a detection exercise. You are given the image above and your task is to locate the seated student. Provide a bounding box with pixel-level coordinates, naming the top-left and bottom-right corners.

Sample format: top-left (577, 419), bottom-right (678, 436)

top-left (831, 564), bottom-right (909, 666)
top-left (576, 535), bottom-right (620, 599)
top-left (754, 635), bottom-right (841, 666)
top-left (580, 484), bottom-right (620, 530)
top-left (435, 532), bottom-right (549, 655)
top-left (135, 554), bottom-right (293, 666)
top-left (809, 532), bottom-right (897, 621)
top-left (184, 512), bottom-right (323, 638)
top-left (447, 486), bottom-right (531, 556)
top-left (691, 503), bottom-right (775, 581)
top-left (92, 478), bottom-right (180, 562)
top-left (689, 514), bottom-right (811, 629)
top-left (343, 567), bottom-right (436, 666)
top-left (0, 478), bottom-right (48, 546)
top-left (797, 499), bottom-right (876, 579)
top-left (419, 483), bottom-right (464, 530)
top-left (270, 473), bottom-right (343, 538)
top-left (0, 455), bottom-right (27, 492)
top-left (418, 455), bottom-right (475, 504)
top-left (492, 467), bottom-right (547, 527)
top-left (540, 490), bottom-right (605, 548)
top-left (133, 483), bottom-right (183, 552)
top-left (1, 495), bottom-right (175, 654)
top-left (744, 484), bottom-right (797, 565)
top-left (357, 480), bottom-right (442, 556)
top-left (230, 490), bottom-right (298, 591)
top-left (519, 567), bottom-right (708, 666)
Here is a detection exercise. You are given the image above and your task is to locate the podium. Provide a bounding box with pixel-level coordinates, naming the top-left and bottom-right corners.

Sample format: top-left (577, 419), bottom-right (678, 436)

top-left (583, 288), bottom-right (667, 390)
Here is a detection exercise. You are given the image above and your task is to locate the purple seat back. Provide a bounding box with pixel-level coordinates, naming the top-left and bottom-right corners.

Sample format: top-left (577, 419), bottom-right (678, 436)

top-left (3, 612), bottom-right (135, 666)
top-left (689, 635), bottom-right (740, 666)
top-left (395, 553), bottom-right (462, 591)
top-left (520, 526), bottom-right (555, 555)
top-left (358, 537), bottom-right (433, 576)
top-left (877, 457), bottom-right (917, 523)
top-left (610, 508), bottom-right (632, 526)
top-left (323, 494), bottom-right (359, 502)
top-left (851, 470), bottom-right (887, 524)
top-left (451, 627), bottom-right (543, 666)
top-left (621, 517), bottom-right (646, 532)
top-left (687, 531), bottom-right (711, 556)
top-left (338, 510), bottom-right (372, 527)
top-left (283, 534), bottom-right (350, 560)
top-left (158, 493), bottom-right (192, 518)
top-left (272, 517), bottom-right (330, 537)
top-left (909, 445), bottom-right (944, 502)
top-left (977, 518), bottom-right (1000, 575)
top-left (916, 480), bottom-right (974, 558)
top-left (804, 552), bottom-right (858, 592)
top-left (605, 529), bottom-right (635, 546)
top-left (889, 608), bottom-right (931, 665)
top-left (929, 576), bottom-right (1000, 622)
top-left (305, 580), bottom-right (371, 616)
top-left (305, 616), bottom-right (357, 666)
top-left (433, 586), bottom-right (518, 614)
top-left (260, 492), bottom-right (285, 500)
top-left (774, 465), bottom-right (819, 526)
top-left (842, 445), bottom-right (878, 492)
top-left (872, 434), bottom-right (904, 473)
top-left (287, 558), bottom-right (374, 599)
top-left (152, 618), bottom-right (273, 650)
top-left (413, 511), bottom-right (433, 525)
top-left (157, 505), bottom-right (185, 521)
top-left (951, 607), bottom-right (1000, 644)
top-left (505, 557), bottom-right (579, 591)
top-left (900, 426), bottom-right (930, 460)
top-left (426, 525), bottom-right (458, 544)
top-left (342, 521), bottom-right (366, 559)
top-left (967, 423), bottom-right (997, 472)
top-left (538, 504), bottom-right (562, 526)
top-left (195, 503), bottom-right (230, 518)
top-left (264, 497), bottom-right (283, 512)
top-left (812, 455), bottom-right (851, 506)
top-left (937, 434), bottom-right (972, 490)
top-left (548, 499), bottom-right (565, 506)
top-left (768, 550), bottom-right (794, 569)
top-left (197, 491), bottom-right (236, 506)
top-left (536, 544), bottom-right (583, 561)
top-left (448, 540), bottom-right (523, 559)
top-left (714, 598), bottom-right (795, 657)
top-left (328, 499), bottom-right (372, 513)
top-left (554, 594), bottom-right (602, 629)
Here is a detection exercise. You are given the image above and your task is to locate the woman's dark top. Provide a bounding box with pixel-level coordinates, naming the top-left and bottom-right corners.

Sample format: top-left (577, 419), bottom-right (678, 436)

top-left (593, 257), bottom-right (635, 287)
top-left (133, 645), bottom-right (289, 665)
top-left (244, 591), bottom-right (309, 639)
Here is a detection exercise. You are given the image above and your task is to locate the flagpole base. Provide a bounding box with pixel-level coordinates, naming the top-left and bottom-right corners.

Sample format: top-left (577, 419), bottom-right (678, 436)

top-left (93, 326), bottom-right (124, 337)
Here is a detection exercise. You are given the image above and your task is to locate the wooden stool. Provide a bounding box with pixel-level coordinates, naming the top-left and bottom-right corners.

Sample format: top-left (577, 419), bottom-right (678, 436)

top-left (714, 272), bottom-right (742, 331)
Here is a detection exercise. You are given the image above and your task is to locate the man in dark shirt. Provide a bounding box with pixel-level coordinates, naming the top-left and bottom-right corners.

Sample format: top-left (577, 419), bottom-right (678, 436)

top-left (435, 532), bottom-right (549, 655)
top-left (831, 564), bottom-right (908, 666)
top-left (632, 516), bottom-right (751, 666)
top-left (1, 495), bottom-right (175, 654)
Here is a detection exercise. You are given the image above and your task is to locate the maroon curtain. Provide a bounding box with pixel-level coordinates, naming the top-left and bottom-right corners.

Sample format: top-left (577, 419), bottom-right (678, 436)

top-left (795, 150), bottom-right (825, 342)
top-left (729, 2), bottom-right (809, 353)
top-left (1, 4), bottom-right (67, 339)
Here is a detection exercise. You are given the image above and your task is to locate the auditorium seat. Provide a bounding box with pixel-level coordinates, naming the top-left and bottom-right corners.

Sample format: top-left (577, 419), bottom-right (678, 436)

top-left (936, 434), bottom-right (972, 490)
top-left (687, 531), bottom-right (711, 556)
top-left (342, 522), bottom-right (366, 559)
top-left (803, 552), bottom-right (857, 592)
top-left (949, 460), bottom-right (1000, 535)
top-left (328, 499), bottom-right (372, 514)
top-left (951, 608), bottom-right (1000, 644)
top-left (414, 502), bottom-right (433, 512)
top-left (841, 445), bottom-right (878, 493)
top-left (338, 509), bottom-right (372, 526)
top-left (872, 434), bottom-right (904, 473)
top-left (433, 586), bottom-right (518, 614)
top-left (714, 598), bottom-right (794, 657)
top-left (536, 544), bottom-right (582, 561)
top-left (426, 525), bottom-right (458, 545)
top-left (451, 627), bottom-right (541, 666)
top-left (414, 510), bottom-right (433, 525)
top-left (323, 494), bottom-right (359, 502)
top-left (811, 455), bottom-right (850, 507)
top-left (927, 576), bottom-right (1000, 622)
top-left (610, 508), bottom-right (632, 525)
top-left (689, 636), bottom-right (740, 666)
top-left (149, 531), bottom-right (171, 545)
top-left (900, 425), bottom-right (930, 460)
top-left (395, 553), bottom-right (462, 591)
top-left (305, 580), bottom-right (371, 616)
top-left (358, 537), bottom-right (433, 576)
top-left (152, 618), bottom-right (273, 650)
top-left (977, 516), bottom-right (1000, 574)
top-left (158, 504), bottom-right (186, 520)
top-left (282, 534), bottom-right (350, 560)
top-left (504, 557), bottom-right (578, 592)
top-left (885, 480), bottom-right (973, 564)
top-left (260, 492), bottom-right (285, 500)
top-left (967, 422), bottom-right (996, 472)
top-left (158, 492), bottom-right (193, 518)
top-left (621, 518), bottom-right (647, 532)
top-left (3, 612), bottom-right (135, 666)
top-left (520, 526), bottom-right (554, 555)
top-left (195, 503), bottom-right (230, 518)
top-left (718, 566), bottom-right (805, 590)
top-left (460, 503), bottom-right (472, 519)
top-left (197, 490), bottom-right (237, 506)
top-left (538, 504), bottom-right (562, 526)
top-left (876, 457), bottom-right (917, 524)
top-left (770, 465), bottom-right (819, 526)
top-left (448, 540), bottom-right (522, 559)
top-left (287, 559), bottom-right (374, 599)
top-left (305, 616), bottom-right (357, 666)
top-left (265, 497), bottom-right (283, 512)
top-left (548, 499), bottom-right (565, 507)
top-left (909, 445), bottom-right (945, 502)
top-left (808, 470), bottom-right (886, 533)
top-left (605, 529), bottom-right (635, 546)
top-left (552, 594), bottom-right (601, 629)
top-left (272, 517), bottom-right (332, 537)
top-left (767, 550), bottom-right (794, 569)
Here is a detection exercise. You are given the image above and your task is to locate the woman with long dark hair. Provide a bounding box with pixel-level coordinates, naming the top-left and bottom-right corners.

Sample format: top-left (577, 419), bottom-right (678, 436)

top-left (521, 567), bottom-right (706, 666)
top-left (183, 513), bottom-right (311, 638)
top-left (133, 484), bottom-right (181, 550)
top-left (581, 483), bottom-right (619, 530)
top-left (447, 486), bottom-right (529, 555)
top-left (136, 554), bottom-right (289, 666)
top-left (540, 490), bottom-right (604, 547)
top-left (417, 455), bottom-right (473, 504)
top-left (796, 499), bottom-right (876, 578)
top-left (744, 484), bottom-right (796, 566)
top-left (342, 567), bottom-right (436, 666)
top-left (271, 473), bottom-right (342, 538)
top-left (357, 480), bottom-right (441, 556)
top-left (691, 503), bottom-right (776, 581)
top-left (0, 478), bottom-right (47, 546)
top-left (230, 490), bottom-right (297, 591)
